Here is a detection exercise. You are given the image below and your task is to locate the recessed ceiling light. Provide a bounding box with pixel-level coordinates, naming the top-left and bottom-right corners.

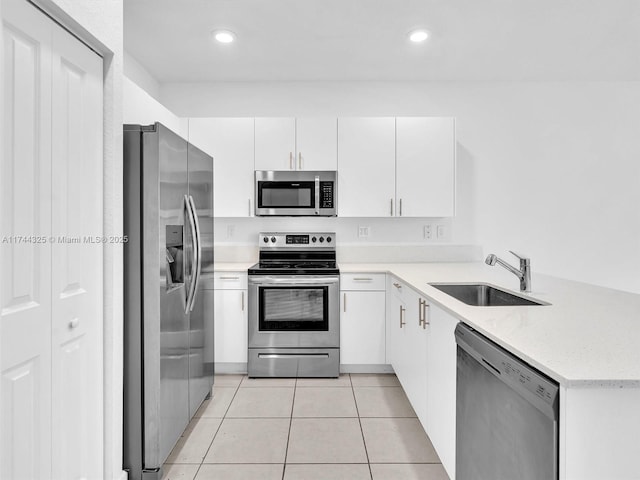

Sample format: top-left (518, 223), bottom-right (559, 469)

top-left (213, 30), bottom-right (236, 44)
top-left (408, 29), bottom-right (429, 43)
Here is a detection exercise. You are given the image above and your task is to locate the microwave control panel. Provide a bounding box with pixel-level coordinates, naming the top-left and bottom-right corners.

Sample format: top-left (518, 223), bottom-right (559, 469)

top-left (320, 182), bottom-right (334, 208)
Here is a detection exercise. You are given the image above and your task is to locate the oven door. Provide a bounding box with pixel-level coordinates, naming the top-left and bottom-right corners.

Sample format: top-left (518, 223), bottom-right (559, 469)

top-left (248, 275), bottom-right (340, 348)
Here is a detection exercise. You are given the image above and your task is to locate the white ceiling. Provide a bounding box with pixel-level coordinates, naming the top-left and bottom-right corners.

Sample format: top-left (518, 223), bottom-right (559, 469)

top-left (124, 0), bottom-right (640, 83)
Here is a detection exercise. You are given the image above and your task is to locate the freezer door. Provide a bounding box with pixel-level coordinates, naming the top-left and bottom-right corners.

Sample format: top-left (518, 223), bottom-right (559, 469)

top-left (143, 124), bottom-right (191, 468)
top-left (187, 142), bottom-right (214, 417)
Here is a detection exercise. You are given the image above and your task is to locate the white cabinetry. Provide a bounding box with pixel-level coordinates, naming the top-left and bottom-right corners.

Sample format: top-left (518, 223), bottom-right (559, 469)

top-left (254, 117), bottom-right (337, 171)
top-left (338, 117), bottom-right (396, 217)
top-left (338, 117), bottom-right (455, 217)
top-left (425, 302), bottom-right (458, 479)
top-left (213, 272), bottom-right (248, 368)
top-left (189, 118), bottom-right (255, 217)
top-left (386, 276), bottom-right (429, 425)
top-left (396, 117), bottom-right (455, 217)
top-left (340, 274), bottom-right (386, 365)
top-left (1, 1), bottom-right (103, 478)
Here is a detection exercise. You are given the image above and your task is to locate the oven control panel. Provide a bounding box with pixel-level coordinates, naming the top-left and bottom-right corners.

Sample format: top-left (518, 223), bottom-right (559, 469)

top-left (259, 232), bottom-right (336, 248)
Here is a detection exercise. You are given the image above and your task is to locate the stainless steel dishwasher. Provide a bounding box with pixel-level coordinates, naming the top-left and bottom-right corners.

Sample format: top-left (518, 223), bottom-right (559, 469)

top-left (455, 323), bottom-right (559, 480)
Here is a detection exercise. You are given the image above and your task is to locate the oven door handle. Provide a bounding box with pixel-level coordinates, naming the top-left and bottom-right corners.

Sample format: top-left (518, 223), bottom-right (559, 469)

top-left (249, 276), bottom-right (340, 285)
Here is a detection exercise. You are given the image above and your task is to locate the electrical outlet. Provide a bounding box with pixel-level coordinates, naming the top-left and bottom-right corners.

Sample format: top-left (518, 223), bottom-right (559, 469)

top-left (424, 224), bottom-right (432, 240)
top-left (436, 224), bottom-right (447, 240)
top-left (227, 225), bottom-right (235, 238)
top-left (358, 226), bottom-right (370, 238)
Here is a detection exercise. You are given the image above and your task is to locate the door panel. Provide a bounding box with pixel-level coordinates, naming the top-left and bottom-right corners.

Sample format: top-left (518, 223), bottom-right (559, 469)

top-left (254, 117), bottom-right (295, 170)
top-left (50, 22), bottom-right (103, 480)
top-left (1, 0), bottom-right (53, 477)
top-left (337, 117), bottom-right (395, 217)
top-left (396, 117), bottom-right (455, 217)
top-left (153, 124), bottom-right (190, 466)
top-left (187, 143), bottom-right (214, 417)
top-left (188, 117), bottom-right (254, 217)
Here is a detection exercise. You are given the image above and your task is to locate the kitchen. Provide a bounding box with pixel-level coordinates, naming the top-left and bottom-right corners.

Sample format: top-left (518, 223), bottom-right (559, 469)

top-left (1, 0), bottom-right (640, 479)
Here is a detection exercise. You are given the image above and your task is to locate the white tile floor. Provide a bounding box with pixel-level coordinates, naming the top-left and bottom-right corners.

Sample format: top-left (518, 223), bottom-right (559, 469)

top-left (163, 373), bottom-right (450, 480)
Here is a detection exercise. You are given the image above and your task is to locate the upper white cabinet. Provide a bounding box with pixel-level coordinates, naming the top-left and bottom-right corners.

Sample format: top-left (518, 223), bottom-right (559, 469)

top-left (338, 117), bottom-right (396, 217)
top-left (189, 118), bottom-right (255, 217)
top-left (396, 117), bottom-right (455, 217)
top-left (255, 117), bottom-right (337, 171)
top-left (295, 117), bottom-right (338, 170)
top-left (338, 117), bottom-right (455, 217)
top-left (254, 117), bottom-right (296, 170)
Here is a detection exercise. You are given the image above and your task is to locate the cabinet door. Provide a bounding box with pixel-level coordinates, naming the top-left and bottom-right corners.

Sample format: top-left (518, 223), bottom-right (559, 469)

top-left (295, 117), bottom-right (337, 170)
top-left (425, 303), bottom-right (458, 479)
top-left (396, 117), bottom-right (455, 217)
top-left (338, 117), bottom-right (396, 217)
top-left (214, 289), bottom-right (248, 363)
top-left (1, 2), bottom-right (53, 478)
top-left (50, 23), bottom-right (104, 480)
top-left (189, 118), bottom-right (255, 217)
top-left (254, 117), bottom-right (296, 171)
top-left (401, 290), bottom-right (428, 425)
top-left (340, 291), bottom-right (385, 364)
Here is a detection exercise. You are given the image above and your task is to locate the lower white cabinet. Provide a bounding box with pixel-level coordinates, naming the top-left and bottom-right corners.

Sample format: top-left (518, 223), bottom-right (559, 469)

top-left (386, 275), bottom-right (458, 480)
top-left (214, 272), bottom-right (248, 365)
top-left (386, 276), bottom-right (429, 424)
top-left (425, 302), bottom-right (458, 479)
top-left (340, 274), bottom-right (386, 365)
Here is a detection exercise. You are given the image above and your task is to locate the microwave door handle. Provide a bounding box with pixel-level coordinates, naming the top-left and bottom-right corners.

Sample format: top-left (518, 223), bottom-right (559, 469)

top-left (314, 175), bottom-right (320, 215)
top-left (187, 195), bottom-right (202, 312)
top-left (184, 195), bottom-right (198, 313)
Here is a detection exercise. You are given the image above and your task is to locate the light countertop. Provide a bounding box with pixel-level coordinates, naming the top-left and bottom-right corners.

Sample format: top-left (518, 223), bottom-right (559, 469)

top-left (215, 261), bottom-right (640, 388)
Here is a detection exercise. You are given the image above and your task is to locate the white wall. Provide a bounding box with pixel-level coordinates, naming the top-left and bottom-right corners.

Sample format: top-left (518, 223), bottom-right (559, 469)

top-left (123, 76), bottom-right (187, 137)
top-left (124, 51), bottom-right (161, 100)
top-left (162, 81), bottom-right (640, 293)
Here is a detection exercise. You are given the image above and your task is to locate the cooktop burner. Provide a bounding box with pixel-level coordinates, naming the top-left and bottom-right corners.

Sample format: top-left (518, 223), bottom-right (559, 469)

top-left (249, 232), bottom-right (339, 276)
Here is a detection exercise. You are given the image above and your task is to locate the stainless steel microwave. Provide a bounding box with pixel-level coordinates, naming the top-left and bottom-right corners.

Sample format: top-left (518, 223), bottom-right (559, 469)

top-left (255, 170), bottom-right (337, 216)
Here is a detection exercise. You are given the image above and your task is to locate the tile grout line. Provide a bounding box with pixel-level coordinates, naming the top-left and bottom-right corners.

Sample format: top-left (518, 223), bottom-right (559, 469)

top-left (193, 377), bottom-right (243, 479)
top-left (350, 374), bottom-right (374, 480)
top-left (281, 376), bottom-right (297, 480)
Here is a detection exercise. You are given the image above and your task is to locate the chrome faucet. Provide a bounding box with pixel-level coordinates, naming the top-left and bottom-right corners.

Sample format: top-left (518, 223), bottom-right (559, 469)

top-left (485, 251), bottom-right (531, 292)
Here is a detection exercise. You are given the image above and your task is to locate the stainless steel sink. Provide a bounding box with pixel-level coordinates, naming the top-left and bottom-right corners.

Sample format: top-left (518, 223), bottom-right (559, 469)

top-left (429, 283), bottom-right (548, 306)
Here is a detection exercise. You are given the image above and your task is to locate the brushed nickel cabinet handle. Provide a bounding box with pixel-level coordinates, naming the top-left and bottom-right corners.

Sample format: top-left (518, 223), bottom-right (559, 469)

top-left (241, 291), bottom-right (245, 311)
top-left (248, 198), bottom-right (252, 216)
top-left (289, 152), bottom-right (293, 169)
top-left (400, 305), bottom-right (406, 328)
top-left (393, 283), bottom-right (401, 289)
top-left (343, 292), bottom-right (346, 312)
top-left (353, 277), bottom-right (372, 281)
top-left (219, 276), bottom-right (240, 280)
top-left (390, 198), bottom-right (393, 216)
top-left (418, 298), bottom-right (424, 324)
top-left (400, 198), bottom-right (403, 216)
top-left (298, 152), bottom-right (302, 170)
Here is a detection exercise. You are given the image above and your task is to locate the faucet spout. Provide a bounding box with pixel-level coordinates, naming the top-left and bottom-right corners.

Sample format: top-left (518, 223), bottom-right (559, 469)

top-left (484, 251), bottom-right (531, 292)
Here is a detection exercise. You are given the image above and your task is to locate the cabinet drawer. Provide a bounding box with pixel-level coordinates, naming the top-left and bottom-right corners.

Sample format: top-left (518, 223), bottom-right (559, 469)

top-left (213, 272), bottom-right (248, 289)
top-left (341, 273), bottom-right (386, 291)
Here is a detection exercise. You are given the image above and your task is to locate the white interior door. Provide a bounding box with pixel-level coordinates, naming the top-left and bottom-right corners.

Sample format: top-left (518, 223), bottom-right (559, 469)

top-left (50, 22), bottom-right (103, 480)
top-left (1, 1), bottom-right (53, 478)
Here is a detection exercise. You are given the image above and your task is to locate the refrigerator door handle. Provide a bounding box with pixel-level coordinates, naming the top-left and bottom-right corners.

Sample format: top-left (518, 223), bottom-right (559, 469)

top-left (187, 195), bottom-right (202, 312)
top-left (184, 194), bottom-right (198, 313)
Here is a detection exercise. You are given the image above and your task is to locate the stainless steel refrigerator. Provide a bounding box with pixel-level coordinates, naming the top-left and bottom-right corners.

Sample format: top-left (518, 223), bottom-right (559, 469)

top-left (123, 123), bottom-right (214, 480)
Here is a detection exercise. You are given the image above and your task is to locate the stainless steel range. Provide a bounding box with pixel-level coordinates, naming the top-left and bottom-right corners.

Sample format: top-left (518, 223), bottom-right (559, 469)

top-left (248, 232), bottom-right (340, 378)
